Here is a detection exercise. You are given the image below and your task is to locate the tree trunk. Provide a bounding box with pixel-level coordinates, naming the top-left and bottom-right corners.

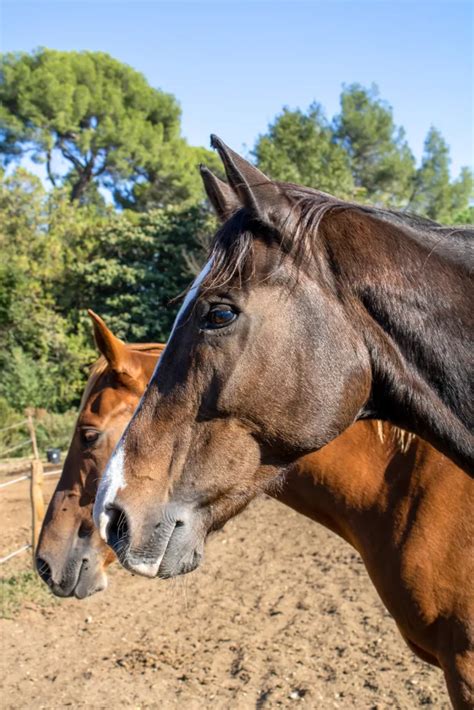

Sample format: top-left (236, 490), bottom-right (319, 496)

top-left (70, 169), bottom-right (92, 202)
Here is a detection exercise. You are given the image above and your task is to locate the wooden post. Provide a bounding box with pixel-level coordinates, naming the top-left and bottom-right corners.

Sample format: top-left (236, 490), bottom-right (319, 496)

top-left (30, 459), bottom-right (45, 561)
top-left (25, 410), bottom-right (40, 461)
top-left (25, 410), bottom-right (44, 564)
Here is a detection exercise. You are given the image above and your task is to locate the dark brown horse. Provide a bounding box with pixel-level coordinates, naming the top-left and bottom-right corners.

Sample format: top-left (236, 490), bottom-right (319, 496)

top-left (94, 137), bottom-right (472, 576)
top-left (38, 315), bottom-right (473, 707)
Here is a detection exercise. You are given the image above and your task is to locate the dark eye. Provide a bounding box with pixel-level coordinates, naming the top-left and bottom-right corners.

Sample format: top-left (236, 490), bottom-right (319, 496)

top-left (203, 305), bottom-right (238, 330)
top-left (80, 428), bottom-right (101, 448)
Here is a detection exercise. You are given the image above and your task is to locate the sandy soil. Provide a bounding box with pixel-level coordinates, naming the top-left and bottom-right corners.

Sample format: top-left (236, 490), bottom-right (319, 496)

top-left (1, 476), bottom-right (449, 709)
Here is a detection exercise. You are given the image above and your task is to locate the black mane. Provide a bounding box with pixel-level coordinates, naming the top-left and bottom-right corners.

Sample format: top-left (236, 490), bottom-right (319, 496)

top-left (203, 183), bottom-right (473, 291)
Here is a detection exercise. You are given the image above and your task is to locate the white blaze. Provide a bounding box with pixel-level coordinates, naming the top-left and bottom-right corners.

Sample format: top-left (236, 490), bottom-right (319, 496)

top-left (93, 443), bottom-right (125, 538)
top-left (94, 259), bottom-right (213, 541)
top-left (168, 257), bottom-right (213, 341)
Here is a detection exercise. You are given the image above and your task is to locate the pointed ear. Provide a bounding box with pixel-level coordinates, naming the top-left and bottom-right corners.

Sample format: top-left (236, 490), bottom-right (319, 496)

top-left (87, 310), bottom-right (132, 375)
top-left (209, 135), bottom-right (290, 223)
top-left (199, 165), bottom-right (241, 221)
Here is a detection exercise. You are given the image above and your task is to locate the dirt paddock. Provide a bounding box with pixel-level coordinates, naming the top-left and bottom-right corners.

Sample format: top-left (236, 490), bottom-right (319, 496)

top-left (1, 477), bottom-right (449, 709)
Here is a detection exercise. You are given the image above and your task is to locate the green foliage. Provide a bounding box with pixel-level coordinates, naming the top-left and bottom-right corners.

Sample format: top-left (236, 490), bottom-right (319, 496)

top-left (0, 397), bottom-right (28, 457)
top-left (0, 570), bottom-right (56, 618)
top-left (114, 142), bottom-right (223, 212)
top-left (64, 205), bottom-right (214, 342)
top-left (334, 84), bottom-right (416, 206)
top-left (0, 398), bottom-right (76, 460)
top-left (409, 128), bottom-right (473, 222)
top-left (34, 409), bottom-right (77, 454)
top-left (254, 83), bottom-right (471, 222)
top-left (0, 49), bottom-right (208, 207)
top-left (0, 169), bottom-right (97, 414)
top-left (254, 104), bottom-right (355, 198)
top-left (453, 204), bottom-right (474, 225)
top-left (0, 166), bottom-right (213, 437)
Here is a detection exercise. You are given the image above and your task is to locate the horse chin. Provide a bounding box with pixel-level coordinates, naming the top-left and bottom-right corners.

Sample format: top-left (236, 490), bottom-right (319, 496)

top-left (123, 539), bottom-right (204, 580)
top-left (118, 519), bottom-right (205, 580)
top-left (118, 548), bottom-right (202, 580)
top-left (73, 566), bottom-right (108, 599)
top-left (156, 541), bottom-right (204, 579)
top-left (45, 559), bottom-right (109, 599)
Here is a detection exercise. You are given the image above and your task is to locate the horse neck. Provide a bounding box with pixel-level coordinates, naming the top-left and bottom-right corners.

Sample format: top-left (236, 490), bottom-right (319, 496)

top-left (322, 213), bottom-right (473, 474)
top-left (278, 422), bottom-right (413, 549)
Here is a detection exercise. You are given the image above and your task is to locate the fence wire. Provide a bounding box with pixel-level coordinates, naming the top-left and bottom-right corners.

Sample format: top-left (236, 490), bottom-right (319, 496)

top-left (0, 544), bottom-right (31, 565)
top-left (0, 467), bottom-right (61, 564)
top-left (0, 439), bottom-right (32, 458)
top-left (0, 474), bottom-right (30, 489)
top-left (0, 467), bottom-right (61, 490)
top-left (0, 419), bottom-right (28, 434)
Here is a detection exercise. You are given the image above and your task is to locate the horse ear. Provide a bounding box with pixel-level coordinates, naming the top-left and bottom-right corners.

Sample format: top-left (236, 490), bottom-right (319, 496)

top-left (87, 310), bottom-right (132, 375)
top-left (209, 134), bottom-right (289, 223)
top-left (199, 165), bottom-right (241, 221)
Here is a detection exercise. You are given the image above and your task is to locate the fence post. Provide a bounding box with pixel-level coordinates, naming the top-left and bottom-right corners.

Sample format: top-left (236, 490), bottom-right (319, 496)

top-left (25, 409), bottom-right (40, 461)
top-left (25, 409), bottom-right (44, 564)
top-left (30, 459), bottom-right (45, 562)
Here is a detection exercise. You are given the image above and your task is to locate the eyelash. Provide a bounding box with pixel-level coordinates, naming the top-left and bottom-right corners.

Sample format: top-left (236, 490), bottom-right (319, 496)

top-left (80, 430), bottom-right (101, 447)
top-left (201, 304), bottom-right (238, 332)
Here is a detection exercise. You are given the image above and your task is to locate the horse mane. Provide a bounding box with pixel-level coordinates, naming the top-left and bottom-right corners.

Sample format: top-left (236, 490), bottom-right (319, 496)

top-left (79, 343), bottom-right (165, 411)
top-left (201, 184), bottom-right (473, 291)
top-left (376, 421), bottom-right (416, 454)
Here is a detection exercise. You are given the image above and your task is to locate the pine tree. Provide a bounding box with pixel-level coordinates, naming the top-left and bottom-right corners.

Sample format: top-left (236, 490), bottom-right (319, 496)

top-left (410, 127), bottom-right (473, 223)
top-left (253, 104), bottom-right (355, 198)
top-left (333, 84), bottom-right (415, 206)
top-left (0, 49), bottom-right (211, 207)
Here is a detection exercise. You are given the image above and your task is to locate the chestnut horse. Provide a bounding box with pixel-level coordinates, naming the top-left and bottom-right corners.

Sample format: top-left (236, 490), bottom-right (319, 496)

top-left (37, 312), bottom-right (165, 598)
top-left (37, 314), bottom-right (473, 707)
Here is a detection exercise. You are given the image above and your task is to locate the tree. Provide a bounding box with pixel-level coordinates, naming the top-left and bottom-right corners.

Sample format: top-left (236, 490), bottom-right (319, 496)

top-left (253, 104), bottom-right (355, 198)
top-left (0, 168), bottom-right (97, 411)
top-left (0, 166), bottom-right (215, 417)
top-left (333, 84), bottom-right (415, 206)
top-left (62, 206), bottom-right (215, 343)
top-left (409, 127), bottom-right (473, 223)
top-left (114, 144), bottom-right (224, 212)
top-left (0, 49), bottom-right (206, 206)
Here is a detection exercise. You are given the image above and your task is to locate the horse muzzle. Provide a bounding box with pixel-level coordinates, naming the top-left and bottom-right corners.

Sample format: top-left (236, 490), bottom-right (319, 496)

top-left (36, 545), bottom-right (108, 599)
top-left (100, 501), bottom-right (205, 579)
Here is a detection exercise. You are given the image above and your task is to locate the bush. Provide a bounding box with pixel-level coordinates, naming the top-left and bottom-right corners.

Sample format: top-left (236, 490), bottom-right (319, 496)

top-left (0, 397), bottom-right (28, 458)
top-left (34, 409), bottom-right (77, 456)
top-left (0, 398), bottom-right (76, 459)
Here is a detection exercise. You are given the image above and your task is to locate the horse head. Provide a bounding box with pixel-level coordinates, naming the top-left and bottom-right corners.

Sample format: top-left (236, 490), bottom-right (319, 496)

top-left (36, 312), bottom-right (163, 597)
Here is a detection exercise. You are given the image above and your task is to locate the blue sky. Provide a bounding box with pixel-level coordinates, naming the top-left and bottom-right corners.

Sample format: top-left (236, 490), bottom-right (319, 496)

top-left (1, 0), bottom-right (472, 176)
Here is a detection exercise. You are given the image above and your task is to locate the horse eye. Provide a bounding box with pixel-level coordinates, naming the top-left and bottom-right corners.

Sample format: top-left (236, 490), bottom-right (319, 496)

top-left (80, 429), bottom-right (101, 448)
top-left (204, 305), bottom-right (237, 330)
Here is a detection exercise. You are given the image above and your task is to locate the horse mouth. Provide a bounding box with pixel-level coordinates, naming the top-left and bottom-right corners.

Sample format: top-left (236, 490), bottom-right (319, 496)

top-left (119, 520), bottom-right (203, 580)
top-left (73, 563), bottom-right (108, 599)
top-left (104, 502), bottom-right (205, 579)
top-left (40, 557), bottom-right (107, 599)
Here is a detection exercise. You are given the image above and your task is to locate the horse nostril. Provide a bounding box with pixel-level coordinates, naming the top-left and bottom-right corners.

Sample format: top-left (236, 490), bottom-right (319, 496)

top-left (78, 522), bottom-right (92, 539)
top-left (36, 557), bottom-right (52, 585)
top-left (105, 505), bottom-right (130, 553)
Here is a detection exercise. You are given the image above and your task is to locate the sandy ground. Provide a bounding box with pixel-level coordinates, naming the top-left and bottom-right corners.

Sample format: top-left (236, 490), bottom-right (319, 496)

top-left (1, 475), bottom-right (449, 709)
